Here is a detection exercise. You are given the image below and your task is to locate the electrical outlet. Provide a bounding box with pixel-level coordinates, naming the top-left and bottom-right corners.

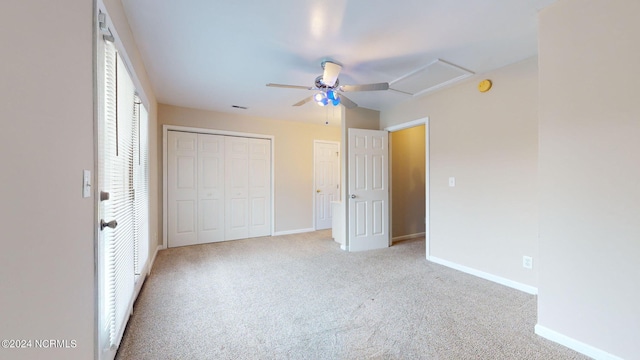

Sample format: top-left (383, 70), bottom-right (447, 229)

top-left (522, 256), bottom-right (533, 269)
top-left (448, 177), bottom-right (456, 187)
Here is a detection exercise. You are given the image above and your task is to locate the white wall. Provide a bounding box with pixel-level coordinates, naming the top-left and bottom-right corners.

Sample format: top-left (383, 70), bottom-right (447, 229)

top-left (381, 57), bottom-right (539, 288)
top-left (537, 1), bottom-right (640, 358)
top-left (0, 2), bottom-right (95, 359)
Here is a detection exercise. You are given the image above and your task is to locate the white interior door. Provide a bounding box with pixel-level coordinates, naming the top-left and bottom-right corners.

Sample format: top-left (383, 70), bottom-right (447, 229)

top-left (168, 131), bottom-right (198, 247)
top-left (198, 134), bottom-right (225, 243)
top-left (314, 141), bottom-right (340, 230)
top-left (248, 138), bottom-right (271, 237)
top-left (348, 128), bottom-right (389, 251)
top-left (225, 136), bottom-right (249, 240)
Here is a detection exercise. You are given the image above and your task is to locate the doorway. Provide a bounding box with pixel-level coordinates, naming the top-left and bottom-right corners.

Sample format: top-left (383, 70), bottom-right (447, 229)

top-left (163, 126), bottom-right (275, 248)
top-left (386, 118), bottom-right (430, 257)
top-left (314, 140), bottom-right (340, 230)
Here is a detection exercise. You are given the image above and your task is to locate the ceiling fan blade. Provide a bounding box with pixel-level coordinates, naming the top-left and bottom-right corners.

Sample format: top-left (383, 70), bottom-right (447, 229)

top-left (339, 82), bottom-right (389, 92)
top-left (293, 96), bottom-right (314, 106)
top-left (322, 61), bottom-right (342, 87)
top-left (266, 83), bottom-right (314, 90)
top-left (339, 95), bottom-right (358, 109)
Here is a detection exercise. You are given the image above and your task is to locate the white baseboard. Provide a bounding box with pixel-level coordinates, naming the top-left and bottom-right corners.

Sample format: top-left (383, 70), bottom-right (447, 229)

top-left (132, 244), bottom-right (162, 312)
top-left (428, 256), bottom-right (538, 295)
top-left (273, 228), bottom-right (315, 236)
top-left (148, 244), bottom-right (162, 275)
top-left (392, 232), bottom-right (426, 242)
top-left (535, 324), bottom-right (623, 360)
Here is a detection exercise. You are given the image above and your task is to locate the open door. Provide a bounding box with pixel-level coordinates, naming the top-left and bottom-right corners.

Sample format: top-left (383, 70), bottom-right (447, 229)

top-left (348, 128), bottom-right (389, 251)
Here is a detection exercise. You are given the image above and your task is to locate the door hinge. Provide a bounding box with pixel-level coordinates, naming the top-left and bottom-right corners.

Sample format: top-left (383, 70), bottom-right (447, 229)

top-left (98, 12), bottom-right (114, 42)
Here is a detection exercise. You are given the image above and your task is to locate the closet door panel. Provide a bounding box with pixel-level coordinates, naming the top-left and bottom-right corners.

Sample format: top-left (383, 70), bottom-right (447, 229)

top-left (248, 138), bottom-right (271, 237)
top-left (198, 134), bottom-right (225, 243)
top-left (168, 131), bottom-right (198, 247)
top-left (225, 137), bottom-right (249, 240)
top-left (169, 132), bottom-right (271, 246)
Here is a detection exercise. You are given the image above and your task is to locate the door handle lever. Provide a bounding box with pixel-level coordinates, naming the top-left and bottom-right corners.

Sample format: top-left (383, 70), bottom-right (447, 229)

top-left (100, 219), bottom-right (118, 231)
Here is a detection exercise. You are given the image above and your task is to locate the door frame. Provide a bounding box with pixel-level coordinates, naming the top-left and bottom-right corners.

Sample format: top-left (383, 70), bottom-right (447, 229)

top-left (162, 125), bottom-right (275, 249)
top-left (95, 3), bottom-right (153, 359)
top-left (313, 140), bottom-right (341, 230)
top-left (384, 117), bottom-right (430, 260)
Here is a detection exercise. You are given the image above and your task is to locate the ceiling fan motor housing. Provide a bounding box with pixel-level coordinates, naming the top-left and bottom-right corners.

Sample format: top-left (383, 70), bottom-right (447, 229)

top-left (315, 75), bottom-right (339, 90)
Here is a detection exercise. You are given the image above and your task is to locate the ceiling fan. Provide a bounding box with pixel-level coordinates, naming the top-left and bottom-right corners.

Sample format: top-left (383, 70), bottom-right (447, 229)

top-left (266, 60), bottom-right (389, 109)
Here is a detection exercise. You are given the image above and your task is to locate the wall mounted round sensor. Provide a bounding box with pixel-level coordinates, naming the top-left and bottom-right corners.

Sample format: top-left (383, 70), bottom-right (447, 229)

top-left (478, 79), bottom-right (492, 92)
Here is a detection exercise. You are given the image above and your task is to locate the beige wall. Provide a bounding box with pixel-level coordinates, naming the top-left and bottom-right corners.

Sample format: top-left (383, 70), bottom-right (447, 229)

top-left (0, 1), bottom-right (157, 359)
top-left (381, 57), bottom-right (539, 287)
top-left (537, 1), bottom-right (640, 358)
top-left (391, 125), bottom-right (426, 238)
top-left (0, 2), bottom-right (95, 358)
top-left (158, 104), bottom-right (341, 236)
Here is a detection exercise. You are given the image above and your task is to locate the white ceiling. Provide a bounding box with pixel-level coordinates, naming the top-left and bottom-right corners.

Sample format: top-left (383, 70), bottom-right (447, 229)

top-left (121, 0), bottom-right (556, 124)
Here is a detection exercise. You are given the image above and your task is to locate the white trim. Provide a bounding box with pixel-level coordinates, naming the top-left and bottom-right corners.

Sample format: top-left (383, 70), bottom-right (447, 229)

top-left (162, 127), bottom-right (168, 250)
top-left (313, 140), bottom-right (341, 230)
top-left (148, 245), bottom-right (162, 274)
top-left (425, 121), bottom-right (430, 260)
top-left (164, 125), bottom-right (272, 140)
top-left (162, 125), bottom-right (276, 248)
top-left (385, 117), bottom-right (430, 259)
top-left (392, 232), bottom-right (426, 241)
top-left (535, 324), bottom-right (624, 360)
top-left (388, 133), bottom-right (393, 245)
top-left (273, 228), bottom-right (315, 236)
top-left (429, 256), bottom-right (538, 295)
top-left (384, 118), bottom-right (427, 132)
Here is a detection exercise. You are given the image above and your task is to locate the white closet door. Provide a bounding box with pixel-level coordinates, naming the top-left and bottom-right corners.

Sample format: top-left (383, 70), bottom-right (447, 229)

top-left (198, 134), bottom-right (225, 243)
top-left (168, 132), bottom-right (271, 246)
top-left (225, 136), bottom-right (249, 240)
top-left (248, 138), bottom-right (271, 237)
top-left (168, 131), bottom-right (198, 247)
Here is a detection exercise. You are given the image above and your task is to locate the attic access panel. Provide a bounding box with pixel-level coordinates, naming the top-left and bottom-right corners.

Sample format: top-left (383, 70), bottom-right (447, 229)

top-left (390, 59), bottom-right (474, 96)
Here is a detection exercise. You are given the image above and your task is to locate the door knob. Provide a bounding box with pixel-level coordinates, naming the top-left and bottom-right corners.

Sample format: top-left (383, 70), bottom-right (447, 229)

top-left (350, 194), bottom-right (356, 199)
top-left (100, 219), bottom-right (118, 231)
top-left (316, 189), bottom-right (321, 193)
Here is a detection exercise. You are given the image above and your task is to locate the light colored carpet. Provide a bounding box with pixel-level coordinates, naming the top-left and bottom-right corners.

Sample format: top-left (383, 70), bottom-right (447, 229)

top-left (116, 230), bottom-right (588, 359)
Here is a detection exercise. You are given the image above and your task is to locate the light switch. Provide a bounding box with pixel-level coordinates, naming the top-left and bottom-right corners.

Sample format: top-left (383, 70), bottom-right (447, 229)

top-left (83, 170), bottom-right (92, 198)
top-left (448, 177), bottom-right (456, 187)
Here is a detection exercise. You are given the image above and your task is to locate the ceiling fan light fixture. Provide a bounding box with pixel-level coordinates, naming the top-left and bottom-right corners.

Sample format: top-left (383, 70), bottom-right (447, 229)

top-left (314, 92), bottom-right (328, 106)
